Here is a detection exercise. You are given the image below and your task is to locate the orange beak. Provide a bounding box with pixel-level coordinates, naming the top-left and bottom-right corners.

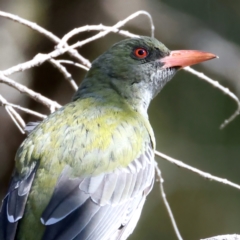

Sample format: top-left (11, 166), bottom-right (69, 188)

top-left (161, 50), bottom-right (217, 68)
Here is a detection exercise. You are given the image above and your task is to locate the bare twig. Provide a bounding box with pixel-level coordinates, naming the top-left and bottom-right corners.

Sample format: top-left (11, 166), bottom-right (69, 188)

top-left (5, 107), bottom-right (25, 134)
top-left (155, 150), bottom-right (240, 191)
top-left (155, 162), bottom-right (183, 240)
top-left (184, 66), bottom-right (240, 129)
top-left (0, 11), bottom-right (154, 78)
top-left (0, 10), bottom-right (91, 67)
top-left (49, 59), bottom-right (78, 91)
top-left (0, 11), bottom-right (59, 42)
top-left (58, 60), bottom-right (90, 71)
top-left (58, 25), bottom-right (139, 49)
top-left (64, 11), bottom-right (154, 51)
top-left (0, 73), bottom-right (61, 112)
top-left (0, 95), bottom-right (46, 119)
top-left (2, 53), bottom-right (49, 76)
top-left (201, 234), bottom-right (240, 240)
top-left (0, 94), bottom-right (46, 133)
top-left (58, 10), bottom-right (154, 49)
top-left (0, 95), bottom-right (26, 134)
top-left (1, 26), bottom-right (138, 77)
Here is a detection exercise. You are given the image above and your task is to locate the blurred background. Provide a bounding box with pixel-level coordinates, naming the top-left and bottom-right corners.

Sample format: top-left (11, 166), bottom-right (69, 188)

top-left (0, 0), bottom-right (240, 239)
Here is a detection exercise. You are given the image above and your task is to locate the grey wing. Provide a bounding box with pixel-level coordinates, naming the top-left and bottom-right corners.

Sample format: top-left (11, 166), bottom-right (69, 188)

top-left (0, 163), bottom-right (38, 240)
top-left (41, 146), bottom-right (155, 240)
top-left (24, 121), bottom-right (41, 135)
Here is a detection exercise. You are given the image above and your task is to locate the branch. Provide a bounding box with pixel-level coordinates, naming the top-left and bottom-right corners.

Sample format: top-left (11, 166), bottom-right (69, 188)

top-left (0, 73), bottom-right (61, 112)
top-left (58, 60), bottom-right (90, 71)
top-left (155, 162), bottom-right (183, 240)
top-left (201, 234), bottom-right (240, 240)
top-left (184, 66), bottom-right (240, 129)
top-left (1, 25), bottom-right (139, 77)
top-left (58, 25), bottom-right (139, 49)
top-left (155, 150), bottom-right (240, 191)
top-left (0, 10), bottom-right (155, 66)
top-left (2, 102), bottom-right (46, 119)
top-left (0, 95), bottom-right (25, 134)
top-left (64, 11), bottom-right (153, 51)
top-left (49, 59), bottom-right (78, 91)
top-left (0, 10), bottom-right (91, 68)
top-left (0, 10), bottom-right (155, 78)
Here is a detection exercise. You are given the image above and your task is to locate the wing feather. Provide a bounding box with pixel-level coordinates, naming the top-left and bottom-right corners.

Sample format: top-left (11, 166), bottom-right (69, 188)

top-left (80, 174), bottom-right (104, 194)
top-left (0, 141), bottom-right (154, 240)
top-left (42, 198), bottom-right (101, 240)
top-left (41, 167), bottom-right (87, 225)
top-left (42, 145), bottom-right (155, 240)
top-left (108, 172), bottom-right (126, 205)
top-left (0, 163), bottom-right (38, 240)
top-left (24, 121), bottom-right (41, 135)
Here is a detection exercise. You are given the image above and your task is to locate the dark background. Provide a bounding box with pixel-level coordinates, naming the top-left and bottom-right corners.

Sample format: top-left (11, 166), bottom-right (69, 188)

top-left (0, 1), bottom-right (240, 239)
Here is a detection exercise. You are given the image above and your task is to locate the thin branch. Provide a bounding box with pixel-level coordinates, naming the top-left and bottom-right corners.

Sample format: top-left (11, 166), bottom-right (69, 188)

top-left (58, 60), bottom-right (90, 71)
top-left (201, 234), bottom-right (240, 240)
top-left (0, 10), bottom-right (155, 71)
top-left (1, 26), bottom-right (139, 77)
top-left (2, 52), bottom-right (53, 76)
top-left (155, 150), bottom-right (240, 191)
top-left (49, 59), bottom-right (78, 91)
top-left (58, 10), bottom-right (154, 49)
top-left (184, 66), bottom-right (240, 129)
top-left (141, 10), bottom-right (155, 38)
top-left (0, 10), bottom-right (91, 68)
top-left (65, 11), bottom-right (154, 51)
top-left (155, 162), bottom-right (183, 240)
top-left (0, 94), bottom-right (26, 134)
top-left (58, 25), bottom-right (139, 49)
top-left (0, 11), bottom-right (59, 42)
top-left (0, 73), bottom-right (61, 112)
top-left (5, 106), bottom-right (25, 134)
top-left (10, 104), bottom-right (46, 119)
top-left (0, 94), bottom-right (46, 133)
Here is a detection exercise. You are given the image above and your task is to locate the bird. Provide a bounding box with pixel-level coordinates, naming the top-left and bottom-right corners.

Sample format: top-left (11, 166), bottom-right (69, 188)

top-left (0, 36), bottom-right (216, 240)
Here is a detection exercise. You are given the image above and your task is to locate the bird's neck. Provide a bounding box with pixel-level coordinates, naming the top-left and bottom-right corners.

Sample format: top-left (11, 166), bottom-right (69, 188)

top-left (73, 72), bottom-right (150, 118)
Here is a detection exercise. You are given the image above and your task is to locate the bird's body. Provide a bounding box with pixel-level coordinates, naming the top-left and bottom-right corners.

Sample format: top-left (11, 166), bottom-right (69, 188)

top-left (0, 36), bottom-right (216, 240)
top-left (16, 93), bottom-right (155, 240)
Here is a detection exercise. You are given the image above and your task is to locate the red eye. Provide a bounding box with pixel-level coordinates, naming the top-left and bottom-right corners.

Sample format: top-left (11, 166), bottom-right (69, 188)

top-left (134, 48), bottom-right (148, 59)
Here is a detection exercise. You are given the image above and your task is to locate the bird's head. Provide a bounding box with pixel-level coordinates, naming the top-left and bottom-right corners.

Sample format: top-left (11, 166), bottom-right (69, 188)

top-left (77, 36), bottom-right (216, 114)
